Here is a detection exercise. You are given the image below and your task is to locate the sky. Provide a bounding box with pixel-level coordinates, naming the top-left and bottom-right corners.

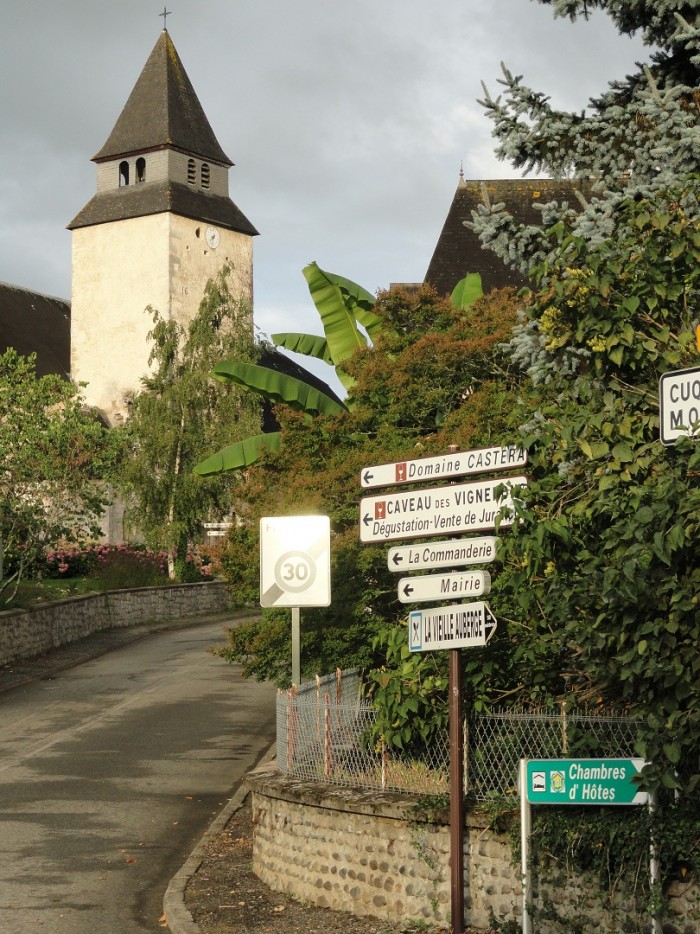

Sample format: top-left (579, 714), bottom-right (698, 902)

top-left (0, 0), bottom-right (648, 386)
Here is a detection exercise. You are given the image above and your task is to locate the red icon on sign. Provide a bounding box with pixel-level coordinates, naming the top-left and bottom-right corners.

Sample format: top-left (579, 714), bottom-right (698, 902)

top-left (374, 502), bottom-right (386, 519)
top-left (396, 463), bottom-right (407, 482)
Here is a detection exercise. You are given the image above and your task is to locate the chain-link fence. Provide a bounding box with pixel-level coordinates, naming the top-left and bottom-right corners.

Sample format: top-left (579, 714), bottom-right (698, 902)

top-left (276, 676), bottom-right (640, 799)
top-left (467, 706), bottom-right (640, 800)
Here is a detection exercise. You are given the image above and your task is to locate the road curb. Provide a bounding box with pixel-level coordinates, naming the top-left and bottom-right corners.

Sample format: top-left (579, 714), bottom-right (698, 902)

top-left (163, 741), bottom-right (277, 934)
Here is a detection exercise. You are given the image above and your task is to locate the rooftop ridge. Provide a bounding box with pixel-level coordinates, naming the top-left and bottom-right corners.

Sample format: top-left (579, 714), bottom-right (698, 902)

top-left (0, 279), bottom-right (70, 306)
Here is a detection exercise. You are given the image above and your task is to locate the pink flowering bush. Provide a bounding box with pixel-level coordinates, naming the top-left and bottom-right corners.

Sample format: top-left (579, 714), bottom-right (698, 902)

top-left (44, 543), bottom-right (165, 579)
top-left (43, 543), bottom-right (217, 585)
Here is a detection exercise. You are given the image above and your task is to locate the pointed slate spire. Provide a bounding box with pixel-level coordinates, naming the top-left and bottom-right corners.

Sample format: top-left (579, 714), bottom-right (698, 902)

top-left (93, 30), bottom-right (231, 166)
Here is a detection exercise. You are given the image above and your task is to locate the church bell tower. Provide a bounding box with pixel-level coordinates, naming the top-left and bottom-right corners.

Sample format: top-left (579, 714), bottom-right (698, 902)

top-left (69, 28), bottom-right (258, 425)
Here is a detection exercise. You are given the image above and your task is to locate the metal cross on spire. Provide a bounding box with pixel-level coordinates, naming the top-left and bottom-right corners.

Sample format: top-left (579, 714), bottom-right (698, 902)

top-left (160, 6), bottom-right (172, 30)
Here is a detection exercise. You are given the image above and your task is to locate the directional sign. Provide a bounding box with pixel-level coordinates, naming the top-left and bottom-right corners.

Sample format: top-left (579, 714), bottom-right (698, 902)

top-left (409, 601), bottom-right (497, 652)
top-left (388, 536), bottom-right (498, 572)
top-left (399, 570), bottom-right (491, 604)
top-left (360, 475), bottom-right (527, 544)
top-left (260, 516), bottom-right (331, 608)
top-left (659, 366), bottom-right (700, 445)
top-left (361, 444), bottom-right (527, 489)
top-left (526, 758), bottom-right (649, 806)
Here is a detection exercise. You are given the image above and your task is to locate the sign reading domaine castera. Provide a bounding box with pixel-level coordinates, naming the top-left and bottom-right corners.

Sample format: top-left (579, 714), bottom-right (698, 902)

top-left (361, 444), bottom-right (527, 489)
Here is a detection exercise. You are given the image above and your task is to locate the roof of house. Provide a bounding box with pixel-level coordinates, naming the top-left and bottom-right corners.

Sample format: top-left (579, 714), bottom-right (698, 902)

top-left (0, 282), bottom-right (71, 378)
top-left (68, 179), bottom-right (259, 234)
top-left (93, 29), bottom-right (231, 165)
top-left (424, 176), bottom-right (590, 296)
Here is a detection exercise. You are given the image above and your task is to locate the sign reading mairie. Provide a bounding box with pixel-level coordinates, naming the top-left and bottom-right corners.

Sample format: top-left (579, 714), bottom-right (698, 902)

top-left (360, 476), bottom-right (527, 544)
top-left (361, 444), bottom-right (527, 489)
top-left (398, 570), bottom-right (491, 604)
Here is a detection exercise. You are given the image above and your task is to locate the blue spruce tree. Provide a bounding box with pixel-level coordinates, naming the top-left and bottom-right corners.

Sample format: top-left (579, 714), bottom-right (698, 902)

top-left (472, 0), bottom-right (699, 281)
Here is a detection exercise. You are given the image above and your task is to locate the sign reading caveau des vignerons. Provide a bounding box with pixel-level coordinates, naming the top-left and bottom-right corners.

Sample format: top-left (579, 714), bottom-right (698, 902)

top-left (359, 475), bottom-right (527, 544)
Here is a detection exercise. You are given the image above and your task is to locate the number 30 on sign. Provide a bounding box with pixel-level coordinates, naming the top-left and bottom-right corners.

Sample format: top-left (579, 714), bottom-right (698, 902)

top-left (259, 515), bottom-right (331, 608)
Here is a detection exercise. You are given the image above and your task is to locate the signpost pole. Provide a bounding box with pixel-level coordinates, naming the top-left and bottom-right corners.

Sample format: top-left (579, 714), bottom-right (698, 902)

top-left (649, 791), bottom-right (661, 934)
top-left (449, 649), bottom-right (465, 934)
top-left (519, 759), bottom-right (533, 934)
top-left (291, 607), bottom-right (301, 687)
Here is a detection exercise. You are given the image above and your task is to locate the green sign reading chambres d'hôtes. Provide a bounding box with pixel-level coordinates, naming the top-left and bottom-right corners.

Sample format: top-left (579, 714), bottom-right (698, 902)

top-left (526, 758), bottom-right (649, 806)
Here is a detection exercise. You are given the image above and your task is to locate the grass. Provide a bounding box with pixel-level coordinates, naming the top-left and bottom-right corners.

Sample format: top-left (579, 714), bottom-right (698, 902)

top-left (1, 577), bottom-right (99, 611)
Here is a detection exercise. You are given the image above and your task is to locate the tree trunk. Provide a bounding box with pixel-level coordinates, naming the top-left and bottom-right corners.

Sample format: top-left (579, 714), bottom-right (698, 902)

top-left (166, 406), bottom-right (187, 581)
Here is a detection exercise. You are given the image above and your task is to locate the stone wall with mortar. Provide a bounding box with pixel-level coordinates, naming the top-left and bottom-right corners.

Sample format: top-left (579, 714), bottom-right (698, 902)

top-left (0, 581), bottom-right (231, 666)
top-left (246, 762), bottom-right (518, 929)
top-left (246, 762), bottom-right (700, 932)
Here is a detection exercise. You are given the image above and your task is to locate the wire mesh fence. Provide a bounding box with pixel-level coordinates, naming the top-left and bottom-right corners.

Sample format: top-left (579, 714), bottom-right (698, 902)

top-left (277, 675), bottom-right (640, 800)
top-left (467, 706), bottom-right (640, 800)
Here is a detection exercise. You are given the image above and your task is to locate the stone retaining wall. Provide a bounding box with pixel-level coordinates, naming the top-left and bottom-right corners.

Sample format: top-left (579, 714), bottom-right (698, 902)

top-left (0, 581), bottom-right (231, 666)
top-left (246, 762), bottom-right (700, 932)
top-left (247, 762), bottom-right (517, 929)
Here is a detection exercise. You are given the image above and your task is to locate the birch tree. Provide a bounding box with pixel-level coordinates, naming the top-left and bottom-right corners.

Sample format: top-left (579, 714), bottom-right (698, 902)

top-left (118, 267), bottom-right (261, 578)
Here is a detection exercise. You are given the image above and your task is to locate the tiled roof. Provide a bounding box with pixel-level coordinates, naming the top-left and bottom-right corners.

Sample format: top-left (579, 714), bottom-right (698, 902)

top-left (424, 178), bottom-right (590, 296)
top-left (67, 180), bottom-right (259, 235)
top-left (0, 282), bottom-right (70, 378)
top-left (93, 30), bottom-right (231, 165)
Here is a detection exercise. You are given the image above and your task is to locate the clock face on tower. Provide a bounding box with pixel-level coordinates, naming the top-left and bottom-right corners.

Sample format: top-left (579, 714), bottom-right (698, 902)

top-left (205, 225), bottom-right (220, 249)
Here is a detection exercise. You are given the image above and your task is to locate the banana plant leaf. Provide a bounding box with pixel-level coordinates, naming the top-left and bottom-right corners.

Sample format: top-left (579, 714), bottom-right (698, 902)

top-left (450, 273), bottom-right (484, 310)
top-left (330, 270), bottom-right (397, 343)
top-left (194, 432), bottom-right (282, 475)
top-left (271, 332), bottom-right (333, 365)
top-left (302, 262), bottom-right (369, 368)
top-left (212, 360), bottom-right (347, 416)
top-left (327, 271), bottom-right (376, 311)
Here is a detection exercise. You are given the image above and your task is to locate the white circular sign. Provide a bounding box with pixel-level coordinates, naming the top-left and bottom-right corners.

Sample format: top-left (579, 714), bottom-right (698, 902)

top-left (274, 550), bottom-right (317, 594)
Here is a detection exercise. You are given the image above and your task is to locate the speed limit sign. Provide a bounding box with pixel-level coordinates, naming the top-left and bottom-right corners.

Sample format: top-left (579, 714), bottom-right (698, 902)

top-left (259, 516), bottom-right (331, 607)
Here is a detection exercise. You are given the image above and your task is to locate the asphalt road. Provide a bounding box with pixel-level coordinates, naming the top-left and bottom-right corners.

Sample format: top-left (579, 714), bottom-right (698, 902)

top-left (0, 620), bottom-right (277, 933)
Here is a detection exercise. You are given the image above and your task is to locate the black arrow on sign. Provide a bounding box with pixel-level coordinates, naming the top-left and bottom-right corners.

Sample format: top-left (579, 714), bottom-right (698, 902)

top-left (402, 583), bottom-right (414, 598)
top-left (363, 513), bottom-right (372, 527)
top-left (363, 471), bottom-right (374, 484)
top-left (392, 553), bottom-right (404, 566)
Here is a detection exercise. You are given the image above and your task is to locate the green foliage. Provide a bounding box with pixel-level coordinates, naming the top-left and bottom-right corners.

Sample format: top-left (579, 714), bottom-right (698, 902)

top-left (469, 0), bottom-right (700, 797)
top-left (194, 263), bottom-right (384, 475)
top-left (524, 801), bottom-right (700, 931)
top-left (217, 280), bottom-right (522, 705)
top-left (219, 524), bottom-right (393, 685)
top-left (270, 332), bottom-right (333, 364)
top-left (0, 349), bottom-right (117, 600)
top-left (450, 272), bottom-right (484, 310)
top-left (117, 266), bottom-right (261, 577)
top-left (474, 0), bottom-right (699, 272)
top-left (194, 431), bottom-right (282, 476)
top-left (211, 360), bottom-right (346, 415)
top-left (494, 181), bottom-right (700, 793)
top-left (364, 624), bottom-right (449, 755)
top-left (92, 549), bottom-right (167, 590)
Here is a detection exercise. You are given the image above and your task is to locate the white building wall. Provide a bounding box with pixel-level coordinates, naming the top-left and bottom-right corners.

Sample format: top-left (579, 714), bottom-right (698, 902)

top-left (71, 212), bottom-right (253, 426)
